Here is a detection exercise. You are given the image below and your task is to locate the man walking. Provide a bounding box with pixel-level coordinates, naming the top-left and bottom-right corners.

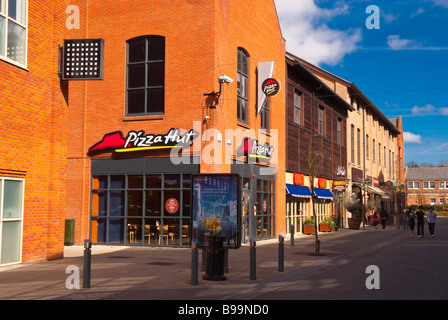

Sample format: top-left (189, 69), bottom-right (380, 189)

top-left (427, 207), bottom-right (437, 238)
top-left (416, 206), bottom-right (425, 238)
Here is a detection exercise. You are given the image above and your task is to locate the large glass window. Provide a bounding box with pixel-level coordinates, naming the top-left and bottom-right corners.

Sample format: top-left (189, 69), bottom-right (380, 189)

top-left (126, 35), bottom-right (165, 115)
top-left (255, 179), bottom-right (275, 239)
top-left (237, 48), bottom-right (249, 123)
top-left (0, 178), bottom-right (24, 266)
top-left (91, 174), bottom-right (191, 247)
top-left (0, 0), bottom-right (27, 66)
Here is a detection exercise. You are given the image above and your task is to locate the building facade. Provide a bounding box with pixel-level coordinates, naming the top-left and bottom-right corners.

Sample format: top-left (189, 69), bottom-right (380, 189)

top-left (65, 0), bottom-right (286, 246)
top-left (296, 59), bottom-right (403, 227)
top-left (285, 53), bottom-right (353, 234)
top-left (406, 167), bottom-right (448, 207)
top-left (0, 0), bottom-right (68, 265)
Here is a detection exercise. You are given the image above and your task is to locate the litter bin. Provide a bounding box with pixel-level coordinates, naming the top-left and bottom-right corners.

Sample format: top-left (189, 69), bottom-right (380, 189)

top-left (64, 219), bottom-right (75, 246)
top-left (203, 235), bottom-right (226, 281)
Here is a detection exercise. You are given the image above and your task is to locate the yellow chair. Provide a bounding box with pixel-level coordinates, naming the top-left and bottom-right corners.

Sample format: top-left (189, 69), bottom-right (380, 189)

top-left (158, 225), bottom-right (174, 245)
top-left (144, 225), bottom-right (155, 244)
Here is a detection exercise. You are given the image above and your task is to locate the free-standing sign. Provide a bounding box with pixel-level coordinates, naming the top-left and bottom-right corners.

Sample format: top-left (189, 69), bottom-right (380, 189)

top-left (191, 174), bottom-right (241, 248)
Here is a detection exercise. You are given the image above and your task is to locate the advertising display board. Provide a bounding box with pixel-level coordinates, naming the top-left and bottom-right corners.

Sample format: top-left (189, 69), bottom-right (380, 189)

top-left (191, 174), bottom-right (241, 248)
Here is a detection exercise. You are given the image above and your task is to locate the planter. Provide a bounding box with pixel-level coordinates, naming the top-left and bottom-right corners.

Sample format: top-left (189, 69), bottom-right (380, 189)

top-left (303, 225), bottom-right (315, 235)
top-left (319, 223), bottom-right (331, 232)
top-left (348, 217), bottom-right (362, 230)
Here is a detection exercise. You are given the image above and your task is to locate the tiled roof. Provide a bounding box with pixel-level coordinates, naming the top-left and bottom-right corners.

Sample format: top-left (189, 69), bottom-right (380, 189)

top-left (405, 166), bottom-right (448, 180)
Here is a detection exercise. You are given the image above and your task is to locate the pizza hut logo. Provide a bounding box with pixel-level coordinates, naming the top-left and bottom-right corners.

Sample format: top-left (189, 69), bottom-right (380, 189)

top-left (262, 78), bottom-right (280, 97)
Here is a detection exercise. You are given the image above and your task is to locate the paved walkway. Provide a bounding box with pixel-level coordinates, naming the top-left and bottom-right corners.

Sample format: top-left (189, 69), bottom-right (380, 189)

top-left (0, 224), bottom-right (408, 300)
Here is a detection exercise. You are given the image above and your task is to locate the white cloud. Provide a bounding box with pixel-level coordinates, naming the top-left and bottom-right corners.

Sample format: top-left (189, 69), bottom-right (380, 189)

top-left (403, 132), bottom-right (423, 144)
top-left (387, 35), bottom-right (420, 50)
top-left (274, 0), bottom-right (362, 66)
top-left (411, 104), bottom-right (436, 115)
top-left (432, 0), bottom-right (448, 8)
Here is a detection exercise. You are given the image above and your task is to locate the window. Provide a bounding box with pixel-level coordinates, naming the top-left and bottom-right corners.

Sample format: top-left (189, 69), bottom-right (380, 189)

top-left (379, 143), bottom-right (381, 165)
top-left (237, 48), bottom-right (249, 123)
top-left (430, 198), bottom-right (436, 206)
top-left (0, 178), bottom-right (24, 265)
top-left (366, 134), bottom-right (369, 158)
top-left (430, 181), bottom-right (435, 189)
top-left (357, 128), bottom-right (361, 165)
top-left (440, 198), bottom-right (444, 205)
top-left (318, 106), bottom-right (324, 136)
top-left (440, 182), bottom-right (445, 189)
top-left (0, 0), bottom-right (27, 66)
top-left (408, 182), bottom-right (413, 189)
top-left (294, 90), bottom-right (302, 125)
top-left (384, 146), bottom-right (387, 168)
top-left (91, 174), bottom-right (192, 246)
top-left (372, 139), bottom-right (376, 162)
top-left (337, 119), bottom-right (342, 145)
top-left (126, 35), bottom-right (165, 115)
top-left (424, 181), bottom-right (429, 189)
top-left (350, 125), bottom-right (355, 163)
top-left (261, 97), bottom-right (270, 131)
top-left (414, 182), bottom-right (419, 189)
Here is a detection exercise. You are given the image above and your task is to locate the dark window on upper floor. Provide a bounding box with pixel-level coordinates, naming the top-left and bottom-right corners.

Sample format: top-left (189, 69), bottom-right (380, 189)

top-left (237, 48), bottom-right (249, 123)
top-left (126, 35), bottom-right (165, 115)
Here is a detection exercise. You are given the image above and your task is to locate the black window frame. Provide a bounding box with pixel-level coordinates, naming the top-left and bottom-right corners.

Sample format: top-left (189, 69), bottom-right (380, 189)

top-left (126, 35), bottom-right (165, 116)
top-left (237, 48), bottom-right (249, 123)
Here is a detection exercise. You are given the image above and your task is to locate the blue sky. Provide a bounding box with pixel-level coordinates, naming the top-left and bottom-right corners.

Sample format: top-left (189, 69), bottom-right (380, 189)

top-left (274, 0), bottom-right (448, 165)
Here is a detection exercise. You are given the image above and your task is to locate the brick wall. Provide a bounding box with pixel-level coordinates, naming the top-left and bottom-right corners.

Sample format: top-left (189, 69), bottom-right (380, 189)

top-left (65, 0), bottom-right (287, 241)
top-left (0, 0), bottom-right (69, 263)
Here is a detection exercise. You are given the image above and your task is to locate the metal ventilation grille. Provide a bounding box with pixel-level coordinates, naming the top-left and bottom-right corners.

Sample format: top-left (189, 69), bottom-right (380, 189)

top-left (62, 39), bottom-right (104, 80)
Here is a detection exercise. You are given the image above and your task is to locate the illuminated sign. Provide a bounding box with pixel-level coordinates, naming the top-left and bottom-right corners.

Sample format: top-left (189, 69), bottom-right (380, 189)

top-left (88, 128), bottom-right (199, 154)
top-left (236, 137), bottom-right (274, 164)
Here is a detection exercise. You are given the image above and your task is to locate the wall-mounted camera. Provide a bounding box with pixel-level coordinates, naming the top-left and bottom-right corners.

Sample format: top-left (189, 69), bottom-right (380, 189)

top-left (219, 75), bottom-right (233, 85)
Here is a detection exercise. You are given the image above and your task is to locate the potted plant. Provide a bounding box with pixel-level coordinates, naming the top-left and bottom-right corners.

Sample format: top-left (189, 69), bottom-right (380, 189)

top-left (344, 193), bottom-right (363, 230)
top-left (303, 218), bottom-right (315, 235)
top-left (319, 217), bottom-right (332, 232)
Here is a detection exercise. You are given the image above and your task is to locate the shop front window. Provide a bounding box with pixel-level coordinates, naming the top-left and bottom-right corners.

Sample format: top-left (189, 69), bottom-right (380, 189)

top-left (91, 174), bottom-right (191, 246)
top-left (256, 179), bottom-right (274, 239)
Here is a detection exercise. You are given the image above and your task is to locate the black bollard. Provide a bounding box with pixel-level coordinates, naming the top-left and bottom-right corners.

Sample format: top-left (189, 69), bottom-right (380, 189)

top-left (83, 239), bottom-right (92, 288)
top-left (289, 224), bottom-right (294, 247)
top-left (191, 239), bottom-right (198, 285)
top-left (250, 239), bottom-right (256, 280)
top-left (278, 235), bottom-right (284, 272)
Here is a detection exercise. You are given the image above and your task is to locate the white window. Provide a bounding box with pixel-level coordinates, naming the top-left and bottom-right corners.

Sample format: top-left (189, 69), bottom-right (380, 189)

top-left (440, 181), bottom-right (446, 189)
top-left (440, 198), bottom-right (444, 205)
top-left (0, 0), bottom-right (28, 66)
top-left (408, 182), bottom-right (413, 189)
top-left (0, 177), bottom-right (24, 266)
top-left (430, 181), bottom-right (435, 189)
top-left (414, 182), bottom-right (419, 189)
top-left (430, 198), bottom-right (436, 206)
top-left (424, 181), bottom-right (429, 189)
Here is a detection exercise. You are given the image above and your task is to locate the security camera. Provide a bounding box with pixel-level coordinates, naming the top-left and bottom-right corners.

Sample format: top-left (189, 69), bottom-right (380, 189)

top-left (219, 75), bottom-right (233, 85)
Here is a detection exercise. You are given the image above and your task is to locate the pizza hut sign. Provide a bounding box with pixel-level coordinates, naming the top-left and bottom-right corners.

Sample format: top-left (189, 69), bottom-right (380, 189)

top-left (261, 78), bottom-right (280, 97)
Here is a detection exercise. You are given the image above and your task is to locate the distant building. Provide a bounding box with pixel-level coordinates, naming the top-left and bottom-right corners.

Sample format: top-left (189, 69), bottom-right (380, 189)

top-left (405, 167), bottom-right (448, 207)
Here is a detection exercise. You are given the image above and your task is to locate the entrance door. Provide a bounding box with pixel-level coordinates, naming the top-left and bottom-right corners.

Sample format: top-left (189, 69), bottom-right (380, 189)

top-left (241, 191), bottom-right (250, 243)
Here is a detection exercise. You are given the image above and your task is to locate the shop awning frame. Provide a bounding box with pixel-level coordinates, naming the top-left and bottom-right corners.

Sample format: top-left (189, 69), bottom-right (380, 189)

top-left (313, 188), bottom-right (334, 200)
top-left (353, 184), bottom-right (390, 199)
top-left (286, 184), bottom-right (312, 199)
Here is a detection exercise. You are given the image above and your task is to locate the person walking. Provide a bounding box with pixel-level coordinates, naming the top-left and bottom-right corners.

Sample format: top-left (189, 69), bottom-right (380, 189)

top-left (416, 206), bottom-right (425, 238)
top-left (372, 211), bottom-right (379, 229)
top-left (408, 209), bottom-right (416, 238)
top-left (427, 207), bottom-right (437, 238)
top-left (380, 209), bottom-right (388, 230)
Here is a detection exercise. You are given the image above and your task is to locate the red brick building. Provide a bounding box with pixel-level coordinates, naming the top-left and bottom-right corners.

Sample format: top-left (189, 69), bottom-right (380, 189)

top-left (65, 0), bottom-right (286, 246)
top-left (0, 0), bottom-right (68, 265)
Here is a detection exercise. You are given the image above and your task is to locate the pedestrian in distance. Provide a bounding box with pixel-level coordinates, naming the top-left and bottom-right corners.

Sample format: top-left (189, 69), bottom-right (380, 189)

top-left (408, 208), bottom-right (416, 238)
top-left (427, 207), bottom-right (437, 238)
top-left (416, 206), bottom-right (425, 238)
top-left (401, 211), bottom-right (409, 231)
top-left (372, 211), bottom-right (379, 229)
top-left (380, 208), bottom-right (388, 230)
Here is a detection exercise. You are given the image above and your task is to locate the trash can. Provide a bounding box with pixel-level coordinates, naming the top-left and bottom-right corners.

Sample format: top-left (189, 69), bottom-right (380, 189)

top-left (64, 219), bottom-right (75, 246)
top-left (203, 235), bottom-right (226, 281)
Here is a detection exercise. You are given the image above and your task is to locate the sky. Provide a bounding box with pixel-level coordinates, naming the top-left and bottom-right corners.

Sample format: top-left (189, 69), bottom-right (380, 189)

top-left (274, 0), bottom-right (448, 166)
